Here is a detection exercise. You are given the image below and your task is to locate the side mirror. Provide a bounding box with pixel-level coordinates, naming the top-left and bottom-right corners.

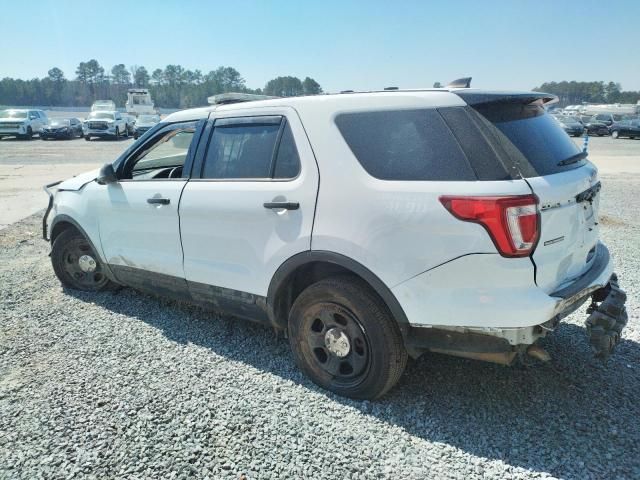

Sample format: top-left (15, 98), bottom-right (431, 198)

top-left (96, 163), bottom-right (118, 185)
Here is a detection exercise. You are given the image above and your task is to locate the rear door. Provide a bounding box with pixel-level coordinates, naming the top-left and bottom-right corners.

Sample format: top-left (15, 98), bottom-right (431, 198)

top-left (179, 108), bottom-right (319, 302)
top-left (470, 100), bottom-right (601, 294)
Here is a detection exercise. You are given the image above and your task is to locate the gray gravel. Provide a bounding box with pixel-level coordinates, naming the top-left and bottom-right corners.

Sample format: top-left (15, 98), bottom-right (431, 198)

top-left (0, 174), bottom-right (639, 480)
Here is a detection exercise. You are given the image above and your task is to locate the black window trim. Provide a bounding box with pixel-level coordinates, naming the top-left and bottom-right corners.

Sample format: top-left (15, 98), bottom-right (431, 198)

top-left (191, 114), bottom-right (302, 182)
top-left (116, 119), bottom-right (205, 182)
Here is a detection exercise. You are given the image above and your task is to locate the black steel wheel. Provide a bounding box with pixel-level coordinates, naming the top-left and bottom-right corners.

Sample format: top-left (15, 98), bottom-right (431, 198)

top-left (51, 229), bottom-right (115, 291)
top-left (288, 276), bottom-right (407, 400)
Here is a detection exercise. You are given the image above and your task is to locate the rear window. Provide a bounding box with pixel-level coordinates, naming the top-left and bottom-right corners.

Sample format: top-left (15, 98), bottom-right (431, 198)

top-left (472, 103), bottom-right (584, 177)
top-left (335, 109), bottom-right (476, 181)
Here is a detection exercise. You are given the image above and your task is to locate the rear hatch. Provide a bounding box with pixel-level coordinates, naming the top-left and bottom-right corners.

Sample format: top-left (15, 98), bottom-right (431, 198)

top-left (458, 92), bottom-right (602, 294)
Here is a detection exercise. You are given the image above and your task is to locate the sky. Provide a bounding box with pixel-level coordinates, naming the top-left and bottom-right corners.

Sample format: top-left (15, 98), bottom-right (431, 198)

top-left (1, 0), bottom-right (639, 92)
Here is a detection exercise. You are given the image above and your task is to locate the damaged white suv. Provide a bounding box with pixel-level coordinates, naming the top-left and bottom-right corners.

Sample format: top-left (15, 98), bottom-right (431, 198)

top-left (44, 86), bottom-right (627, 399)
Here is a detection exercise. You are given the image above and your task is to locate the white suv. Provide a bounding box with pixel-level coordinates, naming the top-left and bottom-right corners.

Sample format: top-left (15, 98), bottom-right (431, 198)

top-left (43, 88), bottom-right (627, 399)
top-left (0, 109), bottom-right (48, 139)
top-left (83, 111), bottom-right (129, 140)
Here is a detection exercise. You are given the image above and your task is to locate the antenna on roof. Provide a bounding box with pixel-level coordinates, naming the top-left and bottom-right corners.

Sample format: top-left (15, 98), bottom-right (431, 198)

top-left (446, 77), bottom-right (472, 89)
top-left (208, 93), bottom-right (279, 105)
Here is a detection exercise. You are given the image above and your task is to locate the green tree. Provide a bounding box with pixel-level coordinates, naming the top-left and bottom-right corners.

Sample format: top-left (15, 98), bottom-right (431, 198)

top-left (47, 67), bottom-right (65, 82)
top-left (302, 77), bottom-right (322, 95)
top-left (151, 68), bottom-right (165, 85)
top-left (132, 66), bottom-right (150, 87)
top-left (264, 76), bottom-right (304, 97)
top-left (111, 64), bottom-right (131, 85)
top-left (433, 81), bottom-right (442, 88)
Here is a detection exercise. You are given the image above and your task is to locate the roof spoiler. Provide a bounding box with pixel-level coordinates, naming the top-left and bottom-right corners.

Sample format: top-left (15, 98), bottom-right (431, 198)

top-left (454, 91), bottom-right (559, 107)
top-left (208, 93), bottom-right (279, 105)
top-left (446, 77), bottom-right (472, 88)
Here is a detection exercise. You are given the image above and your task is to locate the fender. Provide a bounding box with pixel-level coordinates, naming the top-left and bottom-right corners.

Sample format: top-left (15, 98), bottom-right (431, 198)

top-left (48, 214), bottom-right (119, 284)
top-left (267, 250), bottom-right (411, 339)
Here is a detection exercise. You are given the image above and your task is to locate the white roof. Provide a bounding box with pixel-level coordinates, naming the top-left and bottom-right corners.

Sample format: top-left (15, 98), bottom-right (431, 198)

top-left (164, 89), bottom-right (467, 123)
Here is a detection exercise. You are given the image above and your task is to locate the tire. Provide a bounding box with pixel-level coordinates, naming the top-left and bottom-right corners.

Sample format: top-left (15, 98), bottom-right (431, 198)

top-left (288, 276), bottom-right (407, 400)
top-left (85, 135), bottom-right (91, 141)
top-left (51, 228), bottom-right (115, 291)
top-left (123, 126), bottom-right (129, 138)
top-left (24, 126), bottom-right (33, 140)
top-left (612, 130), bottom-right (619, 139)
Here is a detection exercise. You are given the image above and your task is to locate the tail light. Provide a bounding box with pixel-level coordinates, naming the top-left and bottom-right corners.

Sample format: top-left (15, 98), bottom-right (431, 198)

top-left (439, 194), bottom-right (540, 257)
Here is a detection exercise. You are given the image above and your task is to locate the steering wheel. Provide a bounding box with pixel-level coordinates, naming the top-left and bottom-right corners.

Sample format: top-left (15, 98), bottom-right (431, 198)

top-left (168, 167), bottom-right (182, 179)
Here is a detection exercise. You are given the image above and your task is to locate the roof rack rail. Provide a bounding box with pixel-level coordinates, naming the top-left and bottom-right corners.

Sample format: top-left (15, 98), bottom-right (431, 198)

top-left (207, 93), bottom-right (279, 105)
top-left (446, 77), bottom-right (472, 89)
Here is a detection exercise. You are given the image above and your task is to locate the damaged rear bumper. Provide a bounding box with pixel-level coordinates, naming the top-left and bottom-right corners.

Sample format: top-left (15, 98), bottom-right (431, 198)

top-left (584, 274), bottom-right (627, 360)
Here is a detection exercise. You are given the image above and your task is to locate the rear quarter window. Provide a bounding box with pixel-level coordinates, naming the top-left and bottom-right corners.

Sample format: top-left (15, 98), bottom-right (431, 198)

top-left (335, 109), bottom-right (476, 181)
top-left (472, 104), bottom-right (584, 177)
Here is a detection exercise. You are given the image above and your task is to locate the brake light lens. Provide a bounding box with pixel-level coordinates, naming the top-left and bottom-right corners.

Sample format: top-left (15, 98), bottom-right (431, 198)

top-left (439, 194), bottom-right (540, 257)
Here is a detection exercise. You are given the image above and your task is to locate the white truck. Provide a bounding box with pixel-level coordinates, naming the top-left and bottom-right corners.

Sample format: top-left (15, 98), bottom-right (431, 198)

top-left (125, 89), bottom-right (155, 116)
top-left (91, 100), bottom-right (116, 112)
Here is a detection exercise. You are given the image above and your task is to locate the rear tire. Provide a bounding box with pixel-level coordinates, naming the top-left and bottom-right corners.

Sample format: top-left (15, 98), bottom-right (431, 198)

top-left (51, 229), bottom-right (115, 291)
top-left (288, 276), bottom-right (407, 400)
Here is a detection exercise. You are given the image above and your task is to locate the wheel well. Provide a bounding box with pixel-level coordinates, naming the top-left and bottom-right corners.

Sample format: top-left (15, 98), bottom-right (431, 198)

top-left (269, 260), bottom-right (405, 337)
top-left (50, 221), bottom-right (79, 243)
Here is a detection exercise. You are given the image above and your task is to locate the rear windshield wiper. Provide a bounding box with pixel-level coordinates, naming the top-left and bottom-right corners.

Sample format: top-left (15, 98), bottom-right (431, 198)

top-left (557, 151), bottom-right (587, 166)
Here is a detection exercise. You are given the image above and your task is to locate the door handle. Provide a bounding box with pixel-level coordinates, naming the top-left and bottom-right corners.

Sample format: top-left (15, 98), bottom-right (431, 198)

top-left (147, 197), bottom-right (170, 205)
top-left (263, 202), bottom-right (299, 210)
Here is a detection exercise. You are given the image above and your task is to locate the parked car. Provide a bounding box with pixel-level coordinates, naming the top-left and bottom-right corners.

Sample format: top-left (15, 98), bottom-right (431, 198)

top-left (558, 115), bottom-right (585, 136)
top-left (43, 89), bottom-right (627, 400)
top-left (610, 119), bottom-right (640, 139)
top-left (40, 118), bottom-right (84, 140)
top-left (592, 113), bottom-right (625, 127)
top-left (580, 116), bottom-right (610, 136)
top-left (83, 111), bottom-right (129, 140)
top-left (0, 109), bottom-right (48, 139)
top-left (133, 114), bottom-right (160, 139)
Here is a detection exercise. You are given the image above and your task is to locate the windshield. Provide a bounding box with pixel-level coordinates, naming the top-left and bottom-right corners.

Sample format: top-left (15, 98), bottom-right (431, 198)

top-left (137, 115), bottom-right (158, 123)
top-left (89, 112), bottom-right (114, 120)
top-left (473, 103), bottom-right (584, 177)
top-left (561, 116), bottom-right (581, 124)
top-left (0, 110), bottom-right (28, 119)
top-left (50, 119), bottom-right (70, 126)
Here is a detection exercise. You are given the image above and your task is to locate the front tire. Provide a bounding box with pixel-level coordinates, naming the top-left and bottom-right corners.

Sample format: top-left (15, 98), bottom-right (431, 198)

top-left (51, 229), bottom-right (115, 291)
top-left (288, 276), bottom-right (407, 400)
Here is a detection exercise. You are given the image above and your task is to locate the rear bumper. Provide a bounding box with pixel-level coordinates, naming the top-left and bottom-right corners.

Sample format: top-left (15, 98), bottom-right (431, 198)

top-left (394, 242), bottom-right (614, 330)
top-left (397, 242), bottom-right (626, 361)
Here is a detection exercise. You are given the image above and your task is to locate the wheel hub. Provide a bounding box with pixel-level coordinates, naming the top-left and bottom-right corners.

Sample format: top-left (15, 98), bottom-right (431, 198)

top-left (78, 254), bottom-right (97, 272)
top-left (324, 328), bottom-right (351, 357)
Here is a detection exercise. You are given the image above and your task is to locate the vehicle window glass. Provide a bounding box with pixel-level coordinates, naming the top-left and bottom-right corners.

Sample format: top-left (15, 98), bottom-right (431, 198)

top-left (335, 109), bottom-right (475, 181)
top-left (273, 123), bottom-right (301, 179)
top-left (127, 125), bottom-right (196, 180)
top-left (472, 103), bottom-right (583, 177)
top-left (202, 123), bottom-right (280, 179)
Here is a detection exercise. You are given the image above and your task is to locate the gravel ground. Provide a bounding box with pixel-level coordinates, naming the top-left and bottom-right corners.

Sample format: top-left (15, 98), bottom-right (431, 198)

top-left (0, 174), bottom-right (638, 480)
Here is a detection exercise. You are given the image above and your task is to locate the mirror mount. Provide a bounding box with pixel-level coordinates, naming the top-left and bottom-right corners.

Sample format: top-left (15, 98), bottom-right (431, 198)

top-left (96, 163), bottom-right (118, 185)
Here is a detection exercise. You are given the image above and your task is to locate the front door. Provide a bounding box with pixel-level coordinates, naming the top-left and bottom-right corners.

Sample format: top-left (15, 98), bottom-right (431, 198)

top-left (94, 120), bottom-right (202, 291)
top-left (179, 109), bottom-right (319, 312)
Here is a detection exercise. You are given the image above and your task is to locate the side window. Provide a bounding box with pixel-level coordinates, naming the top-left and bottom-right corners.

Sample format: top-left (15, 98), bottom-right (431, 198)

top-left (123, 123), bottom-right (197, 180)
top-left (335, 109), bottom-right (476, 181)
top-left (202, 119), bottom-right (281, 179)
top-left (273, 123), bottom-right (301, 179)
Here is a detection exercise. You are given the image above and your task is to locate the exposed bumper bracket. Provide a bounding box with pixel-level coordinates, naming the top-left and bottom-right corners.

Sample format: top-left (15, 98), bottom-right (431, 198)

top-left (585, 273), bottom-right (627, 361)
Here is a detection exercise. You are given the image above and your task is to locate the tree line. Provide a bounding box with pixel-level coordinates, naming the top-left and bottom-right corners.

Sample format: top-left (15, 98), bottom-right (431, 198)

top-left (533, 81), bottom-right (640, 106)
top-left (0, 59), bottom-right (323, 109)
